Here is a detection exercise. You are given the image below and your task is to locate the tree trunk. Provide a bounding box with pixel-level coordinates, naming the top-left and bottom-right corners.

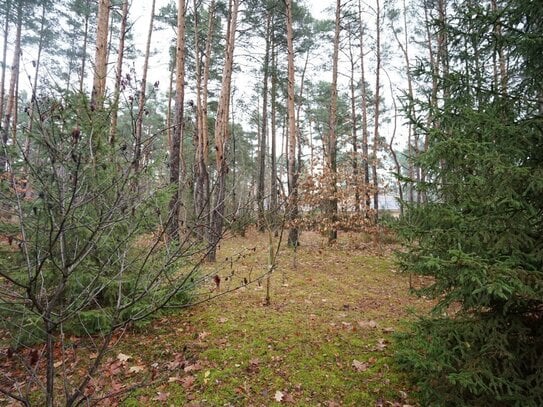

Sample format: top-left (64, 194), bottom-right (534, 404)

top-left (134, 0), bottom-right (156, 172)
top-left (348, 38), bottom-right (359, 213)
top-left (372, 0), bottom-right (381, 221)
top-left (166, 59), bottom-right (174, 153)
top-left (285, 0), bottom-right (298, 247)
top-left (270, 35), bottom-right (278, 225)
top-left (0, 0), bottom-right (11, 123)
top-left (79, 9), bottom-right (90, 94)
top-left (358, 0), bottom-right (371, 217)
top-left (27, 1), bottom-right (46, 136)
top-left (167, 0), bottom-right (186, 240)
top-left (207, 0), bottom-right (239, 261)
top-left (390, 0), bottom-right (415, 203)
top-left (421, 4), bottom-right (437, 204)
top-left (1, 1), bottom-right (21, 171)
top-left (109, 0), bottom-right (129, 145)
top-left (491, 0), bottom-right (507, 95)
top-left (326, 0), bottom-right (341, 243)
top-left (257, 13), bottom-right (271, 232)
top-left (91, 0), bottom-right (110, 111)
top-left (193, 0), bottom-right (214, 241)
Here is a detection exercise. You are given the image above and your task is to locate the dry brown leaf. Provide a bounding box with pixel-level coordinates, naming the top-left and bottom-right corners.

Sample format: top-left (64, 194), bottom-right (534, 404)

top-left (198, 331), bottom-right (210, 340)
top-left (274, 390), bottom-right (284, 402)
top-left (382, 327), bottom-right (395, 333)
top-left (116, 353), bottom-right (131, 362)
top-left (358, 320), bottom-right (378, 329)
top-left (153, 392), bottom-right (169, 402)
top-left (184, 362), bottom-right (202, 373)
top-left (181, 375), bottom-right (196, 389)
top-left (128, 365), bottom-right (145, 374)
top-left (352, 359), bottom-right (369, 372)
top-left (375, 338), bottom-right (388, 351)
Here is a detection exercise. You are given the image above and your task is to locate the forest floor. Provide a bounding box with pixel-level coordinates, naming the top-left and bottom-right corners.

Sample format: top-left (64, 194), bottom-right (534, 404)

top-left (114, 229), bottom-right (433, 407)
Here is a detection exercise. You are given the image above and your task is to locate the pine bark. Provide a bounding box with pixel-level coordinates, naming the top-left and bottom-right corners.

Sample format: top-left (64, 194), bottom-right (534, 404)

top-left (1, 1), bottom-right (21, 171)
top-left (372, 0), bottom-right (382, 220)
top-left (257, 13), bottom-right (271, 231)
top-left (91, 0), bottom-right (110, 111)
top-left (358, 0), bottom-right (371, 217)
top-left (0, 0), bottom-right (11, 125)
top-left (326, 0), bottom-right (340, 243)
top-left (347, 28), bottom-right (359, 213)
top-left (134, 0), bottom-right (156, 172)
top-left (27, 2), bottom-right (46, 135)
top-left (109, 0), bottom-right (129, 145)
top-left (193, 0), bottom-right (215, 241)
top-left (167, 0), bottom-right (186, 240)
top-left (270, 35), bottom-right (278, 221)
top-left (79, 7), bottom-right (90, 94)
top-left (285, 0), bottom-right (298, 247)
top-left (207, 0), bottom-right (239, 261)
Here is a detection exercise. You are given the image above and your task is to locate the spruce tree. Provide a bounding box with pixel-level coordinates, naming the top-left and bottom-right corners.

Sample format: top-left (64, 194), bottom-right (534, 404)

top-left (396, 0), bottom-right (543, 405)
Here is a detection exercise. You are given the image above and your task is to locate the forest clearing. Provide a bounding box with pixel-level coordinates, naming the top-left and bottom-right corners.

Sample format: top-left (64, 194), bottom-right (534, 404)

top-left (2, 229), bottom-right (432, 406)
top-left (1, 0), bottom-right (542, 405)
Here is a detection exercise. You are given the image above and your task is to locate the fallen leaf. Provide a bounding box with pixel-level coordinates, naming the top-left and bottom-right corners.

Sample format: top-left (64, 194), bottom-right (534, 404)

top-left (153, 392), bottom-right (169, 402)
top-left (358, 320), bottom-right (378, 329)
top-left (184, 362), bottom-right (202, 373)
top-left (198, 331), bottom-right (210, 340)
top-left (181, 375), bottom-right (196, 389)
top-left (247, 358), bottom-right (260, 374)
top-left (352, 359), bottom-right (369, 372)
top-left (382, 327), bottom-right (395, 333)
top-left (375, 338), bottom-right (388, 351)
top-left (274, 390), bottom-right (284, 402)
top-left (129, 365), bottom-right (145, 374)
top-left (117, 353), bottom-right (131, 362)
top-left (213, 274), bottom-right (221, 289)
top-left (283, 392), bottom-right (295, 402)
top-left (218, 317), bottom-right (228, 323)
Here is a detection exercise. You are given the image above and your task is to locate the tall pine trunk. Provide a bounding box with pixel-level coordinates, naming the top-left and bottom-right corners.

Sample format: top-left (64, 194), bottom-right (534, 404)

top-left (91, 0), bottom-right (110, 111)
top-left (270, 36), bottom-right (278, 226)
top-left (134, 0), bottom-right (156, 172)
top-left (207, 0), bottom-right (239, 261)
top-left (167, 0), bottom-right (186, 240)
top-left (0, 0), bottom-right (11, 123)
top-left (358, 0), bottom-right (371, 217)
top-left (285, 0), bottom-right (298, 247)
top-left (372, 0), bottom-right (382, 220)
top-left (257, 13), bottom-right (271, 232)
top-left (193, 0), bottom-right (215, 241)
top-left (1, 1), bottom-right (21, 171)
top-left (109, 0), bottom-right (129, 145)
top-left (326, 0), bottom-right (341, 243)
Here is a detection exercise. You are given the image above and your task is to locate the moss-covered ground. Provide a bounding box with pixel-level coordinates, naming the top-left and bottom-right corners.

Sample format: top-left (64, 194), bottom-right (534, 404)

top-left (114, 229), bottom-right (432, 406)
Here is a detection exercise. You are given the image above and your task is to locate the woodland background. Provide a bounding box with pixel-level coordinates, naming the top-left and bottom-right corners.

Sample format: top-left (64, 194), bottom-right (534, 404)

top-left (0, 0), bottom-right (542, 405)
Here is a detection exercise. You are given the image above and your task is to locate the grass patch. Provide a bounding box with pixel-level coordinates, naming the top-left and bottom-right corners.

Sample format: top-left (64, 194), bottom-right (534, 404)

top-left (117, 229), bottom-right (432, 406)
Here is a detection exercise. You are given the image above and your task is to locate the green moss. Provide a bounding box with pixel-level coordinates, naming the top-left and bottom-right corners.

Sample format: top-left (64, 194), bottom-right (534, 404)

top-left (117, 231), bottom-right (429, 406)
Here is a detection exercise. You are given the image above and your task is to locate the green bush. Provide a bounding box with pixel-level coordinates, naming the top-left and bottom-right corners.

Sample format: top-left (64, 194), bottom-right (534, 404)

top-left (0, 92), bottom-right (197, 348)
